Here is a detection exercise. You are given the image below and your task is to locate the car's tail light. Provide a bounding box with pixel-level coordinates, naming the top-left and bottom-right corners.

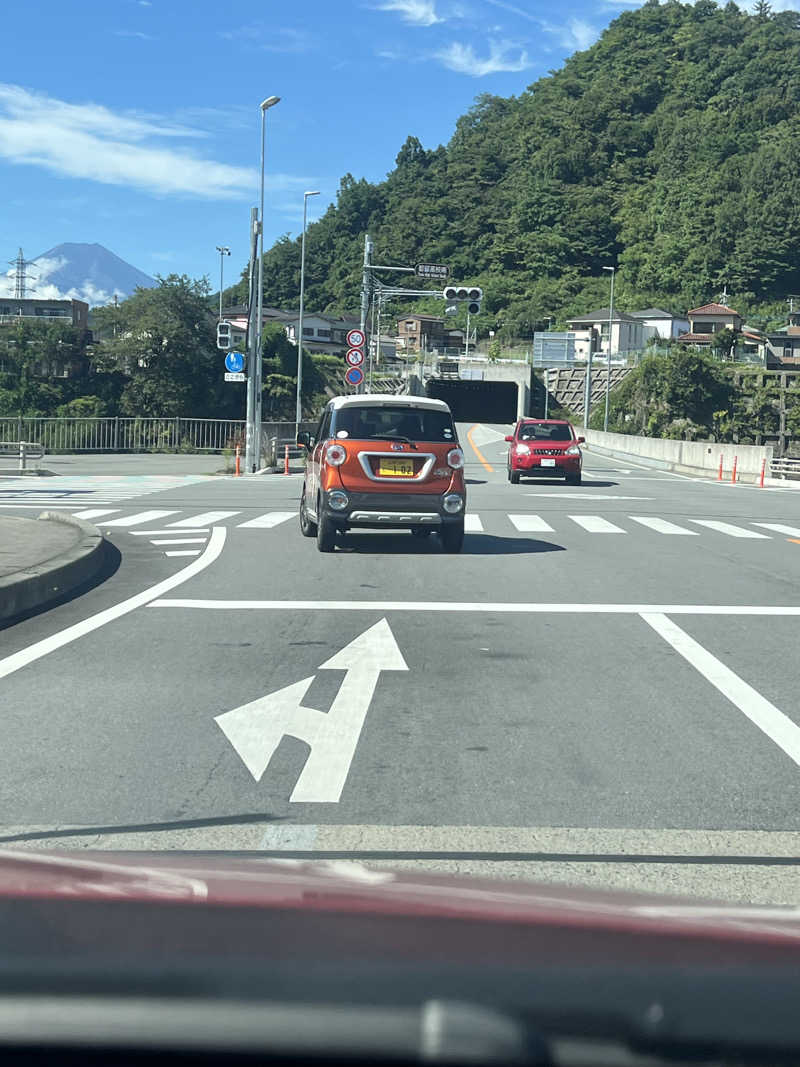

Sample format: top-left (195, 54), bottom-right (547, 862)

top-left (446, 448), bottom-right (464, 470)
top-left (325, 443), bottom-right (347, 466)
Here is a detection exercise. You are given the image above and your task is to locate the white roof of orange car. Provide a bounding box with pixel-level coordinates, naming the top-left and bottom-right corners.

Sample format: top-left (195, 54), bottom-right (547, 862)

top-left (330, 394), bottom-right (451, 411)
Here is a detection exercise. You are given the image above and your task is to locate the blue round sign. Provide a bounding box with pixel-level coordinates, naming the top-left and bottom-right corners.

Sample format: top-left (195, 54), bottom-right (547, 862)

top-left (225, 351), bottom-right (244, 373)
top-left (345, 366), bottom-right (364, 386)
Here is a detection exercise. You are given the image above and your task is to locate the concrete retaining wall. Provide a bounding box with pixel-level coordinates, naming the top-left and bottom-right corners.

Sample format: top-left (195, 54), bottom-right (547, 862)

top-left (583, 429), bottom-right (773, 482)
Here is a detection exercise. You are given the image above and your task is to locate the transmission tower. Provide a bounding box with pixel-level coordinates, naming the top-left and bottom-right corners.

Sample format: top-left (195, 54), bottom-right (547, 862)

top-left (8, 247), bottom-right (36, 298)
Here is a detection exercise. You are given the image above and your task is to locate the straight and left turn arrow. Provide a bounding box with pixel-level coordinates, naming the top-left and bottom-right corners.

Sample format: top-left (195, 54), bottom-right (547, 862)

top-left (214, 618), bottom-right (408, 803)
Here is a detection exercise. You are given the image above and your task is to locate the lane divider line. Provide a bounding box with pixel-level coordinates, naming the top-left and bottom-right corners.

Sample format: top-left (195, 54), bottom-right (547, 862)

top-left (640, 612), bottom-right (800, 769)
top-left (0, 527), bottom-right (227, 682)
top-left (466, 425), bottom-right (495, 473)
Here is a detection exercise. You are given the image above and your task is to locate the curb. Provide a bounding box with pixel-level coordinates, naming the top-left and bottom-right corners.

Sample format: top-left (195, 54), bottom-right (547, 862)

top-left (0, 512), bottom-right (107, 624)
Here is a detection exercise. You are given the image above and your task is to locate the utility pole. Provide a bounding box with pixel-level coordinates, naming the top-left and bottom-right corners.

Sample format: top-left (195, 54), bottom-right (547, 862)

top-left (465, 311), bottom-right (471, 359)
top-left (296, 190), bottom-right (319, 434)
top-left (359, 234), bottom-right (372, 393)
top-left (245, 207), bottom-right (259, 474)
top-left (216, 246), bottom-right (230, 322)
top-left (603, 266), bottom-right (615, 432)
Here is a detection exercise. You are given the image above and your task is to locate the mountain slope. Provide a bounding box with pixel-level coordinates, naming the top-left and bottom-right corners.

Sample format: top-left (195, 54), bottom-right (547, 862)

top-left (249, 0), bottom-right (800, 334)
top-left (31, 243), bottom-right (155, 305)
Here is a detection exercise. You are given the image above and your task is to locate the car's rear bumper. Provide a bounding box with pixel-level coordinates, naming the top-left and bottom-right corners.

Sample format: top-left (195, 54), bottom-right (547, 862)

top-left (319, 490), bottom-right (464, 528)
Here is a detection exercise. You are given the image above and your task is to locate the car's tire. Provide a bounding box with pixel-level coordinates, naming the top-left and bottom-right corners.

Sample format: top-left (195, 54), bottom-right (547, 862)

top-left (509, 469), bottom-right (520, 485)
top-left (440, 520), bottom-right (465, 553)
top-left (566, 472), bottom-right (582, 485)
top-left (316, 505), bottom-right (336, 552)
top-left (411, 527), bottom-right (432, 539)
top-left (299, 492), bottom-right (317, 537)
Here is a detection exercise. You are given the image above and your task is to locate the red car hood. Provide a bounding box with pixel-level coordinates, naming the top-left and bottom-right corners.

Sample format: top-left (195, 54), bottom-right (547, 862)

top-left (1, 848), bottom-right (799, 947)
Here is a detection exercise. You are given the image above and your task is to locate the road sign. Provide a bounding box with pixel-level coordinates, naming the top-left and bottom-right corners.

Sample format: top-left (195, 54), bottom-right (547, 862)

top-left (346, 328), bottom-right (366, 348)
top-left (225, 351), bottom-right (244, 373)
top-left (416, 263), bottom-right (449, 279)
top-left (345, 365), bottom-right (364, 387)
top-left (345, 348), bottom-right (364, 366)
top-left (224, 372), bottom-right (246, 382)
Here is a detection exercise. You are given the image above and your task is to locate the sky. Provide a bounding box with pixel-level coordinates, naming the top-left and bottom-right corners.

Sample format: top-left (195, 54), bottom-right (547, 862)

top-left (0, 0), bottom-right (704, 304)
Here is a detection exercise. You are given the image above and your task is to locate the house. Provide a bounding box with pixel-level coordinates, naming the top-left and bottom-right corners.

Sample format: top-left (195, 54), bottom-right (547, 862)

top-left (677, 303), bottom-right (743, 347)
top-left (738, 318), bottom-right (800, 369)
top-left (396, 314), bottom-right (446, 354)
top-left (628, 307), bottom-right (689, 339)
top-left (220, 306), bottom-right (363, 355)
top-left (564, 309), bottom-right (647, 356)
top-left (0, 296), bottom-right (89, 331)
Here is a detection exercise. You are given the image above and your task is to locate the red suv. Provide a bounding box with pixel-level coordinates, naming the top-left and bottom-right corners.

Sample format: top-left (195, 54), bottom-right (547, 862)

top-left (505, 419), bottom-right (585, 484)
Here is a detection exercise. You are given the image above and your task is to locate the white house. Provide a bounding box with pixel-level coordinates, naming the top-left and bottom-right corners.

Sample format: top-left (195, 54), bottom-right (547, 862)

top-left (628, 307), bottom-right (689, 339)
top-left (565, 309), bottom-right (647, 356)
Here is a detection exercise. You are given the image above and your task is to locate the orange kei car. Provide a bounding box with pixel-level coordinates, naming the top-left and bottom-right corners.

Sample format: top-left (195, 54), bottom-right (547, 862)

top-left (297, 395), bottom-right (466, 553)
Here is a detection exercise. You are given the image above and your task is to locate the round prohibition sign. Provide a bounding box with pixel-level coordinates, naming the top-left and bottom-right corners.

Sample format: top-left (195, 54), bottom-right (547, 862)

top-left (345, 365), bottom-right (365, 386)
top-left (346, 328), bottom-right (366, 348)
top-left (346, 348), bottom-right (364, 366)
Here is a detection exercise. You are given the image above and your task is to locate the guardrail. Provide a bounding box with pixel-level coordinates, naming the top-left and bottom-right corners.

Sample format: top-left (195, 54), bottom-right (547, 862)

top-left (0, 441), bottom-right (45, 472)
top-left (770, 458), bottom-right (800, 479)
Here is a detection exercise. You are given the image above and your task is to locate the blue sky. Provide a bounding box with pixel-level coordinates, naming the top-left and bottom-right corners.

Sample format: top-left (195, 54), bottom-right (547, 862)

top-left (0, 0), bottom-right (637, 302)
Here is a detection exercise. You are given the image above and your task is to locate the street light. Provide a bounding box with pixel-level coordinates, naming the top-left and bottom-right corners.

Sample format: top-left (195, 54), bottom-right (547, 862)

top-left (296, 190), bottom-right (320, 435)
top-left (602, 266), bottom-right (616, 432)
top-left (247, 94), bottom-right (280, 474)
top-left (215, 245), bottom-right (230, 322)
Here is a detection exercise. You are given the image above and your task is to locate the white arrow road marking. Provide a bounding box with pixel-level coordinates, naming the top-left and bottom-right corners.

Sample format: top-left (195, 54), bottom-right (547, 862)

top-left (214, 618), bottom-right (408, 803)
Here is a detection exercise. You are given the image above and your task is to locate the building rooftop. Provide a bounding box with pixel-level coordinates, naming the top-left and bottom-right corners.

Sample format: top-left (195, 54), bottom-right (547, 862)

top-left (688, 303), bottom-right (740, 316)
top-left (629, 307), bottom-right (682, 319)
top-left (566, 309), bottom-right (638, 324)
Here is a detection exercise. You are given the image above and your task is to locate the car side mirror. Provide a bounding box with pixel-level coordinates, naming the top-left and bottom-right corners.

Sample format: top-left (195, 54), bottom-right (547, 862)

top-left (297, 431), bottom-right (312, 448)
top-left (504, 435), bottom-right (513, 442)
top-left (577, 436), bottom-right (585, 444)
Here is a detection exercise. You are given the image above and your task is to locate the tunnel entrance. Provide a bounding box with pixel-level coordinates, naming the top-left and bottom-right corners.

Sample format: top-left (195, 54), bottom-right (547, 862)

top-left (426, 379), bottom-right (518, 423)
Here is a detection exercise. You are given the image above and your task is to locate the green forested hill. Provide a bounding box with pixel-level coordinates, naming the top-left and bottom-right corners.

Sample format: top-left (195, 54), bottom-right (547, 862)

top-left (243, 0), bottom-right (800, 337)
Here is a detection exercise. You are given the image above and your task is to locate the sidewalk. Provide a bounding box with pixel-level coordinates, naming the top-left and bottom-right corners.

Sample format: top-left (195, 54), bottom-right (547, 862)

top-left (0, 513), bottom-right (106, 624)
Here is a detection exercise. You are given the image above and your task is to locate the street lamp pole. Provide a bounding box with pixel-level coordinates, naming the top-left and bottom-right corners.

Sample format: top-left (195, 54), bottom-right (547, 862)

top-left (215, 246), bottom-right (230, 322)
top-left (603, 266), bottom-right (615, 432)
top-left (296, 190), bottom-right (319, 436)
top-left (247, 94), bottom-right (280, 474)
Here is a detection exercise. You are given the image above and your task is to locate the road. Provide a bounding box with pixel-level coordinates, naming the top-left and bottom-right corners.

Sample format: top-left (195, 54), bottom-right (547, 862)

top-left (2, 424), bottom-right (800, 904)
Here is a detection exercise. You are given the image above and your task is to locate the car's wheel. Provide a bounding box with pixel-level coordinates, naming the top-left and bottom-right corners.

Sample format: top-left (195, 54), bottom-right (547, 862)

top-left (566, 472), bottom-right (582, 485)
top-left (299, 492), bottom-right (317, 537)
top-left (440, 520), bottom-right (465, 553)
top-left (411, 527), bottom-right (432, 539)
top-left (509, 469), bottom-right (520, 485)
top-left (316, 504), bottom-right (336, 553)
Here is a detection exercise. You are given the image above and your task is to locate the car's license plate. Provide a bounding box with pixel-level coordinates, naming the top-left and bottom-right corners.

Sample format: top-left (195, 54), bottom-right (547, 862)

top-left (378, 458), bottom-right (415, 477)
top-left (540, 458), bottom-right (557, 467)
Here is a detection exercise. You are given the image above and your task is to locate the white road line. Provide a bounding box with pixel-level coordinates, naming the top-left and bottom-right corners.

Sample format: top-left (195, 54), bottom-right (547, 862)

top-left (753, 523), bottom-right (800, 538)
top-left (629, 516), bottom-right (698, 536)
top-left (101, 510), bottom-right (180, 527)
top-left (692, 520), bottom-right (770, 539)
top-left (640, 613), bottom-right (800, 768)
top-left (167, 511), bottom-right (240, 527)
top-left (129, 529), bottom-right (210, 536)
top-left (569, 515), bottom-right (626, 533)
top-left (165, 550), bottom-right (202, 557)
top-left (508, 514), bottom-right (554, 533)
top-left (150, 538), bottom-right (208, 546)
top-left (525, 494), bottom-right (654, 500)
top-left (464, 514), bottom-right (484, 532)
top-left (71, 509), bottom-right (121, 520)
top-left (237, 511), bottom-right (296, 529)
top-left (149, 599), bottom-right (800, 616)
top-left (0, 527), bottom-right (227, 682)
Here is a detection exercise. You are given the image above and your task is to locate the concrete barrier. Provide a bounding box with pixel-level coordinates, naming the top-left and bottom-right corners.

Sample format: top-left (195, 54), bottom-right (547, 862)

top-left (583, 429), bottom-right (773, 483)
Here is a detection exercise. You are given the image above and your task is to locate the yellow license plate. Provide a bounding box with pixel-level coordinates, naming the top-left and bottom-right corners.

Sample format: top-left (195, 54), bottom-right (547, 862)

top-left (378, 459), bottom-right (415, 477)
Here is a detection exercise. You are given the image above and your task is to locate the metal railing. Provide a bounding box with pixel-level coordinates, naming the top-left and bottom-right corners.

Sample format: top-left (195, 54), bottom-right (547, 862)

top-left (0, 417), bottom-right (255, 454)
top-left (0, 441), bottom-right (45, 472)
top-left (770, 458), bottom-right (800, 479)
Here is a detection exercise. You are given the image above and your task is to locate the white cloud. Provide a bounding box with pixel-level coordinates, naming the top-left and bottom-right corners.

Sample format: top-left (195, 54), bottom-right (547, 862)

top-left (484, 0), bottom-right (538, 21)
top-left (374, 0), bottom-right (443, 26)
top-left (0, 83), bottom-right (313, 200)
top-left (114, 30), bottom-right (154, 39)
top-left (433, 38), bottom-right (530, 75)
top-left (540, 17), bottom-right (600, 50)
top-left (0, 256), bottom-right (139, 305)
top-left (221, 24), bottom-right (314, 52)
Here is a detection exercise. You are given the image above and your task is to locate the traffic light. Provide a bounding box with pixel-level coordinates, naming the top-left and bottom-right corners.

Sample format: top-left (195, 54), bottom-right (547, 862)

top-left (442, 285), bottom-right (482, 315)
top-left (217, 321), bottom-right (232, 350)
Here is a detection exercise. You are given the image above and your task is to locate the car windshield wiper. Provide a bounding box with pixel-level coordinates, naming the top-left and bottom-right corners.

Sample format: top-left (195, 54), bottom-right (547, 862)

top-left (369, 434), bottom-right (417, 448)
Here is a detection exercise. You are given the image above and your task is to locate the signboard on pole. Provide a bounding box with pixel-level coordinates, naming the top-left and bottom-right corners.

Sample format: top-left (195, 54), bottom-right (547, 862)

top-left (225, 351), bottom-right (245, 373)
top-left (345, 366), bottom-right (364, 387)
top-left (416, 263), bottom-right (449, 280)
top-left (224, 372), bottom-right (246, 382)
top-left (345, 348), bottom-right (364, 366)
top-left (346, 328), bottom-right (366, 349)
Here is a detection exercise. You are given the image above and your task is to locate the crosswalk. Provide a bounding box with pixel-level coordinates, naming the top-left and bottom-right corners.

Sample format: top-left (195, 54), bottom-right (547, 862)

top-left (0, 474), bottom-right (217, 506)
top-left (54, 506), bottom-right (800, 558)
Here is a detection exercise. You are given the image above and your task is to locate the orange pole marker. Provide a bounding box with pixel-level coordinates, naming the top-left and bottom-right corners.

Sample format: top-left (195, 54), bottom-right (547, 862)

top-left (759, 457), bottom-right (766, 488)
top-left (235, 444), bottom-right (241, 477)
top-left (717, 454), bottom-right (723, 480)
top-left (284, 444), bottom-right (290, 475)
top-left (731, 455), bottom-right (738, 483)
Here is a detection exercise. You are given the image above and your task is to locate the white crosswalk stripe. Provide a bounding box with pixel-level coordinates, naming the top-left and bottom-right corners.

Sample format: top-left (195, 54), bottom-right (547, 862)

top-left (167, 511), bottom-right (240, 527)
top-left (150, 538), bottom-right (208, 546)
top-left (569, 515), bottom-right (626, 533)
top-left (508, 514), bottom-right (554, 533)
top-left (71, 509), bottom-right (122, 520)
top-left (464, 514), bottom-right (484, 532)
top-left (629, 516), bottom-right (698, 536)
top-left (0, 474), bottom-right (216, 504)
top-left (753, 522), bottom-right (800, 537)
top-left (129, 528), bottom-right (210, 535)
top-left (101, 510), bottom-right (180, 527)
top-left (237, 511), bottom-right (295, 529)
top-left (165, 550), bottom-right (202, 557)
top-left (691, 520), bottom-right (770, 539)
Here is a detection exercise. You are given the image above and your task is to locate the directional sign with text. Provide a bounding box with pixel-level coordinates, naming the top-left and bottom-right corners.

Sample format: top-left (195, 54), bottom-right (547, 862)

top-left (215, 619), bottom-right (408, 802)
top-left (416, 263), bottom-right (449, 279)
top-left (345, 365), bottom-right (364, 387)
top-left (225, 351), bottom-right (244, 373)
top-left (346, 328), bottom-right (366, 349)
top-left (224, 372), bottom-right (246, 382)
top-left (346, 348), bottom-right (364, 366)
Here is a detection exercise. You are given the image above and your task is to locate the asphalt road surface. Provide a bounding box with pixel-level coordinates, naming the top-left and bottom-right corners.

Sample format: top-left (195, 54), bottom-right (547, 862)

top-left (2, 423), bottom-right (800, 905)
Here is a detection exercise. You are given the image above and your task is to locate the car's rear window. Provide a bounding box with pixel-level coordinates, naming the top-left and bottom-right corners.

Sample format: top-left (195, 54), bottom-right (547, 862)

top-left (332, 406), bottom-right (456, 443)
top-left (518, 423), bottom-right (573, 441)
